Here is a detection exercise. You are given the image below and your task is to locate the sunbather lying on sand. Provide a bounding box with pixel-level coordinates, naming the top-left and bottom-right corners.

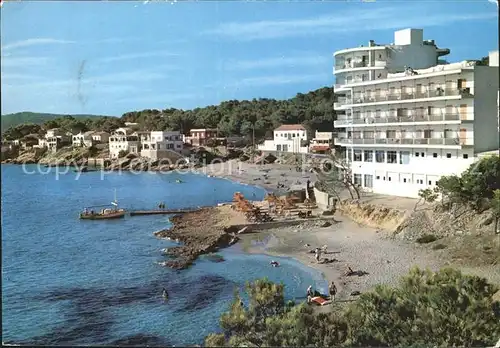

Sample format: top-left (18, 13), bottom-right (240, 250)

top-left (344, 266), bottom-right (354, 276)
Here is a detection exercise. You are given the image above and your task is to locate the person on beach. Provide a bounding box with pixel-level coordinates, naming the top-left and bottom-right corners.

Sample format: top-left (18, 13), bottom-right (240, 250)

top-left (314, 248), bottom-right (321, 263)
top-left (306, 285), bottom-right (314, 298)
top-left (344, 266), bottom-right (354, 276)
top-left (329, 281), bottom-right (337, 302)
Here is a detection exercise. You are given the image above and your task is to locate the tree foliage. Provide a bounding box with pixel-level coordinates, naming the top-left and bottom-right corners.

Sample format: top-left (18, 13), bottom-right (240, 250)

top-left (207, 268), bottom-right (500, 347)
top-left (492, 189), bottom-right (500, 234)
top-left (121, 87), bottom-right (336, 137)
top-left (435, 155), bottom-right (500, 211)
top-left (3, 87), bottom-right (335, 141)
top-left (0, 112), bottom-right (108, 130)
top-left (314, 151), bottom-right (361, 199)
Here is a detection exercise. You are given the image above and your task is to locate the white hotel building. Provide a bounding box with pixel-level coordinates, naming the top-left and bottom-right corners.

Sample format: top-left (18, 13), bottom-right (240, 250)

top-left (333, 28), bottom-right (499, 198)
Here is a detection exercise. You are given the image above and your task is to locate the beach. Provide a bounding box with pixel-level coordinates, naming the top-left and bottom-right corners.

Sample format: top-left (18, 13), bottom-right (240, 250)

top-left (240, 218), bottom-right (444, 304)
top-left (190, 159), bottom-right (500, 304)
top-left (196, 159), bottom-right (316, 194)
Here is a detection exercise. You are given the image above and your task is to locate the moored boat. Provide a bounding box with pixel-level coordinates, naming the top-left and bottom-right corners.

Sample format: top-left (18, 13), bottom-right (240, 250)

top-left (79, 189), bottom-right (126, 220)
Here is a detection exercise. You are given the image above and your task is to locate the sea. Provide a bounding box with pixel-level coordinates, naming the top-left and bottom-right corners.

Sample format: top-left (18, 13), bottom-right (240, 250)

top-left (1, 164), bottom-right (328, 346)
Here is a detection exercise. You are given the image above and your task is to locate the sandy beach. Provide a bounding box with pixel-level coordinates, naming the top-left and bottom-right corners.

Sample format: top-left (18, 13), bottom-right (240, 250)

top-left (239, 217), bottom-right (445, 303)
top-left (191, 159), bottom-right (500, 304)
top-left (196, 159), bottom-right (316, 194)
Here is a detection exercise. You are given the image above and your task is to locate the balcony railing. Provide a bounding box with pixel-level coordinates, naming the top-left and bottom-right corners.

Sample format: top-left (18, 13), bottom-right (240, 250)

top-left (336, 137), bottom-right (468, 146)
top-left (334, 113), bottom-right (472, 126)
top-left (335, 88), bottom-right (472, 106)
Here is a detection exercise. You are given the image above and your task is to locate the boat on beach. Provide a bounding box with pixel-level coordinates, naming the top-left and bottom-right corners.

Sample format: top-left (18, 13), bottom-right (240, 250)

top-left (79, 190), bottom-right (126, 220)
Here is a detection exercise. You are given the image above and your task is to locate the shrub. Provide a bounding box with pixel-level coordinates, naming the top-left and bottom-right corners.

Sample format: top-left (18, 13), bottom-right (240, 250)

top-left (206, 268), bottom-right (500, 347)
top-left (118, 150), bottom-right (128, 158)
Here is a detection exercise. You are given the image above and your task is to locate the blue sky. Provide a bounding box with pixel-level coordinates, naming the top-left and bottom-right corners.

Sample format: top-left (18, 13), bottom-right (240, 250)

top-left (1, 0), bottom-right (498, 116)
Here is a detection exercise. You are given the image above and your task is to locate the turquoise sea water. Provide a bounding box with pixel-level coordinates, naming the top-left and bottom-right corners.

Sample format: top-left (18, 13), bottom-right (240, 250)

top-left (1, 165), bottom-right (327, 346)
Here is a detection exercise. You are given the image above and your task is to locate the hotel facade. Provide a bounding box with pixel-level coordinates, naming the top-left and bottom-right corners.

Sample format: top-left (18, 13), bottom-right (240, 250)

top-left (333, 28), bottom-right (499, 198)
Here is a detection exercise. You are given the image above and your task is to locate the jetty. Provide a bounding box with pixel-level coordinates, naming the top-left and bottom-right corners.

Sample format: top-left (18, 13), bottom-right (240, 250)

top-left (129, 209), bottom-right (201, 216)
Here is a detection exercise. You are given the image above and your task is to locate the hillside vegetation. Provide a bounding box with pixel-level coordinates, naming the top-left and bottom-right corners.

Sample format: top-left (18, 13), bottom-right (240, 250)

top-left (1, 112), bottom-right (108, 131)
top-left (3, 87), bottom-right (336, 140)
top-left (121, 87), bottom-right (335, 139)
top-left (206, 269), bottom-right (500, 347)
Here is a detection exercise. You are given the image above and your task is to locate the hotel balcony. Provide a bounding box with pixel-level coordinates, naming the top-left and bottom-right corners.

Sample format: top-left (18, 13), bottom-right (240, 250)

top-left (335, 137), bottom-right (472, 147)
top-left (333, 113), bottom-right (472, 127)
top-left (334, 60), bottom-right (387, 72)
top-left (335, 88), bottom-right (472, 108)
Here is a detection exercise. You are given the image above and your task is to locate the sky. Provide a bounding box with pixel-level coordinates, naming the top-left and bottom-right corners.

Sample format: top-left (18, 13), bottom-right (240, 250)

top-left (1, 0), bottom-right (498, 117)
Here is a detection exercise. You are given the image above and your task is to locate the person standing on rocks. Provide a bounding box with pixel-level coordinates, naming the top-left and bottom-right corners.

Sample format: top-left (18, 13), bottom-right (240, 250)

top-left (329, 281), bottom-right (337, 302)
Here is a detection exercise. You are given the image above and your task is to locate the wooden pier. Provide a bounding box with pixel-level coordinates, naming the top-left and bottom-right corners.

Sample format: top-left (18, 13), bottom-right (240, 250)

top-left (129, 209), bottom-right (200, 216)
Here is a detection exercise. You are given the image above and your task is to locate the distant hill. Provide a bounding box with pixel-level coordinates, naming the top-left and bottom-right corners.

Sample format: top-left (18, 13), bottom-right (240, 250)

top-left (1, 112), bottom-right (110, 131)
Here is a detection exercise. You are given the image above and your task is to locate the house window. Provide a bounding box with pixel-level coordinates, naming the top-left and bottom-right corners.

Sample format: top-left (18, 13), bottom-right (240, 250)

top-left (400, 151), bottom-right (410, 164)
top-left (446, 153), bottom-right (452, 158)
top-left (388, 176), bottom-right (392, 181)
top-left (415, 152), bottom-right (420, 157)
top-left (463, 154), bottom-right (469, 159)
top-left (375, 151), bottom-right (385, 163)
top-left (364, 150), bottom-right (373, 162)
top-left (353, 150), bottom-right (362, 161)
top-left (403, 178), bottom-right (407, 183)
top-left (376, 175), bottom-right (380, 180)
top-left (276, 144), bottom-right (282, 151)
top-left (387, 151), bottom-right (397, 163)
top-left (421, 152), bottom-right (425, 157)
top-left (433, 153), bottom-right (438, 158)
top-left (428, 180), bottom-right (432, 185)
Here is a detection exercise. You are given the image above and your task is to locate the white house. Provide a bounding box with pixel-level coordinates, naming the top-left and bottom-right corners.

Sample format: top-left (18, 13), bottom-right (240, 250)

top-left (72, 131), bottom-right (95, 147)
top-left (258, 124), bottom-right (309, 153)
top-left (309, 131), bottom-right (334, 154)
top-left (333, 33), bottom-right (499, 198)
top-left (109, 128), bottom-right (140, 159)
top-left (44, 128), bottom-right (69, 153)
top-left (140, 130), bottom-right (184, 160)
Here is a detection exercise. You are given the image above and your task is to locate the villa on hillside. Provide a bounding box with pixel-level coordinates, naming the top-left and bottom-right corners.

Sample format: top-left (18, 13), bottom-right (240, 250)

top-left (72, 131), bottom-right (95, 147)
top-left (183, 128), bottom-right (222, 146)
top-left (140, 130), bottom-right (184, 160)
top-left (109, 128), bottom-right (140, 159)
top-left (258, 124), bottom-right (310, 154)
top-left (20, 135), bottom-right (40, 150)
top-left (43, 128), bottom-right (70, 153)
top-left (91, 131), bottom-right (110, 144)
top-left (309, 131), bottom-right (335, 154)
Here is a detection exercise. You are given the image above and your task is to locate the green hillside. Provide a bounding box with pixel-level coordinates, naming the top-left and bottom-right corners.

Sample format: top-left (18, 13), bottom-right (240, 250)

top-left (1, 112), bottom-right (110, 131)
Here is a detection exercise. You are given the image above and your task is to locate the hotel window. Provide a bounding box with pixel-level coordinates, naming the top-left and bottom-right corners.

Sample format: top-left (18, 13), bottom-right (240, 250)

top-left (364, 150), bottom-right (373, 162)
top-left (353, 174), bottom-right (363, 186)
top-left (387, 151), bottom-right (397, 163)
top-left (375, 151), bottom-right (385, 163)
top-left (415, 152), bottom-right (420, 157)
top-left (463, 154), bottom-right (469, 159)
top-left (400, 151), bottom-right (410, 164)
top-left (353, 150), bottom-right (362, 162)
top-left (433, 153), bottom-right (438, 158)
top-left (446, 153), bottom-right (452, 158)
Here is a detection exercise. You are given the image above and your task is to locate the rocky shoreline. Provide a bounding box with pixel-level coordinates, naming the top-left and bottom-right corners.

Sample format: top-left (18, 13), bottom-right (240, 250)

top-left (154, 206), bottom-right (246, 270)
